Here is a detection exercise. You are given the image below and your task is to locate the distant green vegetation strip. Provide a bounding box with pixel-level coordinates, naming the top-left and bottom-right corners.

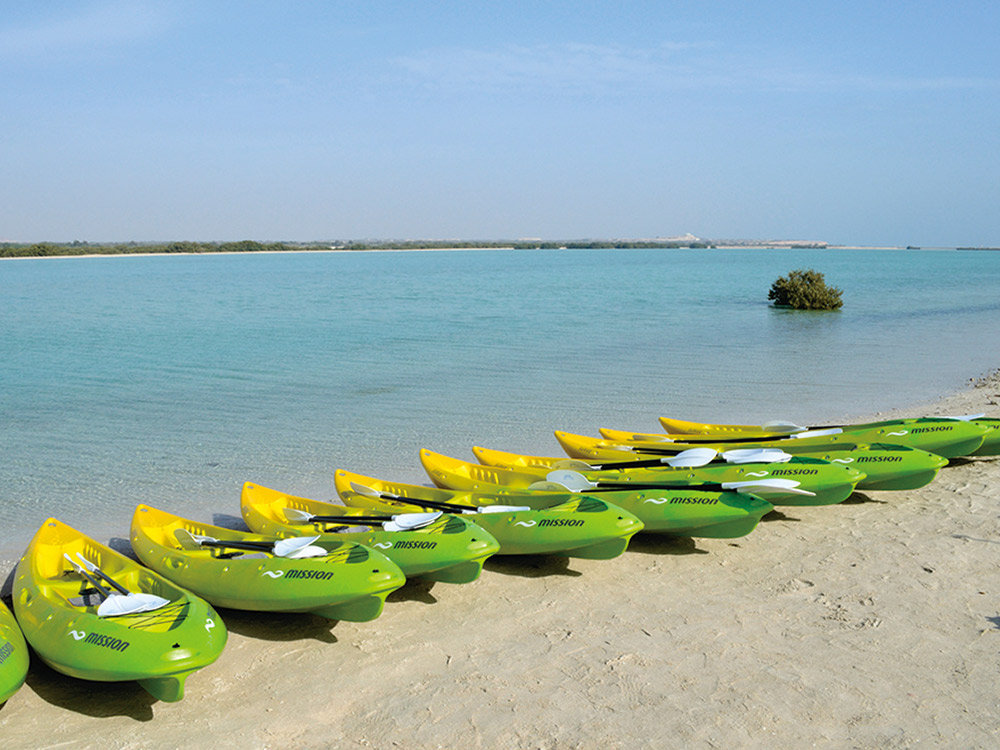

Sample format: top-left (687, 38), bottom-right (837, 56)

top-left (0, 239), bottom-right (714, 258)
top-left (0, 240), bottom-right (318, 257)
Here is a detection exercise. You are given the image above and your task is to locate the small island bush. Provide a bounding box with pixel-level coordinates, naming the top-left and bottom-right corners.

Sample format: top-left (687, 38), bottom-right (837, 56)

top-left (768, 268), bottom-right (843, 310)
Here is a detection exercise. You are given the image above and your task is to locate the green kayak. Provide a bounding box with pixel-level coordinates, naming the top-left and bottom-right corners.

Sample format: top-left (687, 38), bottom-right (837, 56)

top-left (966, 417), bottom-right (1000, 456)
top-left (131, 505), bottom-right (406, 622)
top-left (420, 449), bottom-right (863, 507)
top-left (337, 468), bottom-right (772, 540)
top-left (13, 518), bottom-right (227, 702)
top-left (0, 599), bottom-right (29, 705)
top-left (547, 434), bottom-right (948, 492)
top-left (241, 482), bottom-right (500, 584)
top-left (334, 469), bottom-right (643, 559)
top-left (656, 416), bottom-right (988, 459)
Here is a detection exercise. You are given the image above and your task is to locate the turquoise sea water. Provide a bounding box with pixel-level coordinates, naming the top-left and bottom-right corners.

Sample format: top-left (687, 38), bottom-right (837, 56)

top-left (3, 248), bottom-right (1000, 564)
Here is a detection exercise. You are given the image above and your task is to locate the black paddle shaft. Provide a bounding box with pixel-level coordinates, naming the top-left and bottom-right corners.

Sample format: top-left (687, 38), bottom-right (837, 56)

top-left (197, 539), bottom-right (276, 553)
top-left (583, 457), bottom-right (691, 470)
top-left (305, 514), bottom-right (393, 524)
top-left (585, 481), bottom-right (729, 492)
top-left (632, 436), bottom-right (779, 447)
top-left (372, 492), bottom-right (476, 512)
top-left (73, 566), bottom-right (113, 600)
top-left (77, 559), bottom-right (131, 596)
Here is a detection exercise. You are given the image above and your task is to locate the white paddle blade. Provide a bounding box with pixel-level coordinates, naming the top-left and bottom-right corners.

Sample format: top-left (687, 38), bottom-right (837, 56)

top-left (188, 531), bottom-right (220, 544)
top-left (283, 508), bottom-right (316, 524)
top-left (526, 480), bottom-right (575, 492)
top-left (382, 511), bottom-right (442, 531)
top-left (97, 593), bottom-right (171, 617)
top-left (73, 553), bottom-right (102, 573)
top-left (792, 428), bottom-right (843, 439)
top-left (551, 459), bottom-right (598, 471)
top-left (272, 535), bottom-right (323, 557)
top-left (477, 504), bottom-right (533, 514)
top-left (283, 544), bottom-right (330, 559)
top-left (623, 433), bottom-right (672, 443)
top-left (721, 449), bottom-right (794, 464)
top-left (173, 529), bottom-right (201, 549)
top-left (545, 470), bottom-right (596, 492)
top-left (592, 443), bottom-right (640, 453)
top-left (74, 553), bottom-right (134, 597)
top-left (721, 478), bottom-right (816, 497)
top-left (173, 529), bottom-right (217, 550)
top-left (664, 448), bottom-right (718, 467)
top-left (761, 420), bottom-right (806, 433)
top-left (350, 482), bottom-right (383, 498)
top-left (941, 413), bottom-right (986, 421)
top-left (63, 553), bottom-right (110, 596)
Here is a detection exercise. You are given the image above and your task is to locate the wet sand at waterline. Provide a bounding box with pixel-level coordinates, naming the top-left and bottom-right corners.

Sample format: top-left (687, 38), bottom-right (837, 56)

top-left (2, 373), bottom-right (999, 749)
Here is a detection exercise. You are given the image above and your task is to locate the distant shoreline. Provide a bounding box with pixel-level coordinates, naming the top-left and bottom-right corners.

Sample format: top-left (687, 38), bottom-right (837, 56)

top-left (0, 239), bottom-right (708, 259)
top-left (2, 240), bottom-right (990, 260)
top-left (0, 247), bottom-right (520, 260)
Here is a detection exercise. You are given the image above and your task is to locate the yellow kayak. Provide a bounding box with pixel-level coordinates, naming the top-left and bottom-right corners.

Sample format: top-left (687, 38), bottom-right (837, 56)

top-left (421, 447), bottom-right (861, 507)
top-left (588, 430), bottom-right (948, 492)
top-left (130, 504), bottom-right (405, 622)
top-left (241, 482), bottom-right (500, 584)
top-left (0, 599), bottom-right (28, 704)
top-left (13, 518), bottom-right (227, 702)
top-left (334, 469), bottom-right (643, 559)
top-left (655, 416), bottom-right (987, 458)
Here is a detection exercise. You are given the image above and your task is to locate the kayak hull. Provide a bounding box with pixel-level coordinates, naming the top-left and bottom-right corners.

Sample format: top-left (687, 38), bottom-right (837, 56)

top-left (13, 519), bottom-right (227, 702)
top-left (845, 450), bottom-right (948, 490)
top-left (970, 418), bottom-right (1000, 456)
top-left (241, 483), bottom-right (500, 583)
top-left (562, 437), bottom-right (948, 492)
top-left (559, 466), bottom-right (853, 507)
top-left (345, 468), bottom-right (770, 540)
top-left (420, 448), bottom-right (850, 507)
top-left (539, 439), bottom-right (864, 507)
top-left (0, 600), bottom-right (29, 705)
top-left (464, 448), bottom-right (775, 535)
top-left (566, 536), bottom-right (631, 560)
top-left (657, 417), bottom-right (987, 459)
top-left (335, 469), bottom-right (643, 558)
top-left (130, 505), bottom-right (406, 622)
top-left (594, 488), bottom-right (773, 537)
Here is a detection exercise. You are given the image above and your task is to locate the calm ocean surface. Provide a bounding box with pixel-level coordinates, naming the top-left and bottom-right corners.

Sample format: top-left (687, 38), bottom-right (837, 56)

top-left (3, 248), bottom-right (1000, 563)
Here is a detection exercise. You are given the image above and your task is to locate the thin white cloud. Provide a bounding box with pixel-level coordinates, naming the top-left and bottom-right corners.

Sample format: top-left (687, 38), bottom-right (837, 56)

top-left (393, 42), bottom-right (704, 94)
top-left (0, 1), bottom-right (169, 58)
top-left (391, 42), bottom-right (1000, 96)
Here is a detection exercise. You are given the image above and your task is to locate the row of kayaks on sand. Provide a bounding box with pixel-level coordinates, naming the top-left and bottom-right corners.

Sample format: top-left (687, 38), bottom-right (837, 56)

top-left (2, 413), bottom-right (996, 705)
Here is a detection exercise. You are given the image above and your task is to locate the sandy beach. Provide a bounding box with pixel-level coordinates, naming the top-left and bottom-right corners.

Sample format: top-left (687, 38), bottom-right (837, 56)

top-left (2, 373), bottom-right (999, 749)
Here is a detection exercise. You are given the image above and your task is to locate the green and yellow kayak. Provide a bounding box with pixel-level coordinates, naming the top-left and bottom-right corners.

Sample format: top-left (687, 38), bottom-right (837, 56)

top-left (656, 416), bottom-right (989, 458)
top-left (560, 431), bottom-right (948, 492)
top-left (337, 468), bottom-right (771, 540)
top-left (970, 417), bottom-right (1000, 455)
top-left (13, 518), bottom-right (227, 702)
top-left (130, 505), bottom-right (406, 622)
top-left (0, 599), bottom-right (29, 705)
top-left (241, 483), bottom-right (500, 584)
top-left (421, 448), bottom-right (863, 507)
top-left (334, 469), bottom-right (643, 559)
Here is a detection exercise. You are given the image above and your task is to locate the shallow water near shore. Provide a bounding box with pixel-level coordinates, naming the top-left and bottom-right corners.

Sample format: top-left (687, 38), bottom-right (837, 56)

top-left (2, 247), bottom-right (1000, 563)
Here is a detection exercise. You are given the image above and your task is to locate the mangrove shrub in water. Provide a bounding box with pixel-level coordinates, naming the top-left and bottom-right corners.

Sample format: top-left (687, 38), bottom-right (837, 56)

top-left (768, 269), bottom-right (843, 310)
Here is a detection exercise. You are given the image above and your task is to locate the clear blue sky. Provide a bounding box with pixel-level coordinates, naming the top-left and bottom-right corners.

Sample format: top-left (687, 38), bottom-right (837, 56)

top-left (2, 1), bottom-right (998, 246)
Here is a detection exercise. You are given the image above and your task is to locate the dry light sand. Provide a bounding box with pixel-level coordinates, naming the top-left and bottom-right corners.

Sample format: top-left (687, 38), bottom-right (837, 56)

top-left (2, 374), bottom-right (1000, 749)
